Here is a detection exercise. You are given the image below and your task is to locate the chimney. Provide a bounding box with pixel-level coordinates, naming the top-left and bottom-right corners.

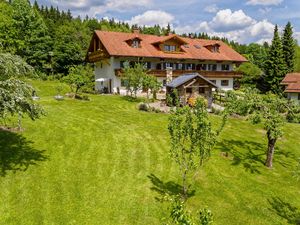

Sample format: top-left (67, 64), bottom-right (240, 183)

top-left (166, 67), bottom-right (173, 84)
top-left (133, 27), bottom-right (140, 34)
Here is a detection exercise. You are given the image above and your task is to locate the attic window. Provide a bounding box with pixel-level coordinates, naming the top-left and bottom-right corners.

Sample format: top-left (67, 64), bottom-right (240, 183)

top-left (212, 45), bottom-right (219, 53)
top-left (183, 44), bottom-right (189, 48)
top-left (194, 44), bottom-right (201, 49)
top-left (164, 45), bottom-right (176, 52)
top-left (132, 39), bottom-right (140, 48)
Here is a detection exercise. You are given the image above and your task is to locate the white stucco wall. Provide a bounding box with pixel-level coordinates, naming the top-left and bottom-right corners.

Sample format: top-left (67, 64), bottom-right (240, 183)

top-left (94, 57), bottom-right (236, 93)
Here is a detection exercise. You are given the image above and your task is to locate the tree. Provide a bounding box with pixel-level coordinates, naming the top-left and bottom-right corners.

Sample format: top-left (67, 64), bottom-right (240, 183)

top-left (11, 0), bottom-right (51, 71)
top-left (265, 25), bottom-right (287, 94)
top-left (62, 64), bottom-right (94, 94)
top-left (123, 63), bottom-right (146, 98)
top-left (166, 195), bottom-right (213, 225)
top-left (168, 98), bottom-right (221, 199)
top-left (53, 22), bottom-right (89, 74)
top-left (282, 22), bottom-right (296, 73)
top-left (236, 62), bottom-right (262, 88)
top-left (225, 89), bottom-right (293, 168)
top-left (142, 74), bottom-right (161, 102)
top-left (0, 53), bottom-right (43, 129)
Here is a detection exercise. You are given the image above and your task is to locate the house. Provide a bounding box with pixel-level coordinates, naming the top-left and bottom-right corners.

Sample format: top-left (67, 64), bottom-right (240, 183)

top-left (86, 29), bottom-right (247, 94)
top-left (166, 73), bottom-right (218, 107)
top-left (281, 73), bottom-right (300, 103)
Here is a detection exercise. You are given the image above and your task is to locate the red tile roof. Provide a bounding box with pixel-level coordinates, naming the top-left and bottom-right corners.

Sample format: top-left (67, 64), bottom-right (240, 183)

top-left (281, 73), bottom-right (300, 93)
top-left (94, 31), bottom-right (247, 62)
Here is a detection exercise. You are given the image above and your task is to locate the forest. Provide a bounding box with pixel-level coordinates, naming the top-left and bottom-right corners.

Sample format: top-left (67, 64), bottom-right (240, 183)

top-left (0, 0), bottom-right (299, 93)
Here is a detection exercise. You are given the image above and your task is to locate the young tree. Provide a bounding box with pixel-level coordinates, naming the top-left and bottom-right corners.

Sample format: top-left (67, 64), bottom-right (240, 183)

top-left (168, 99), bottom-right (220, 199)
top-left (225, 89), bottom-right (293, 168)
top-left (62, 64), bottom-right (94, 94)
top-left (0, 53), bottom-right (43, 129)
top-left (282, 22), bottom-right (296, 73)
top-left (142, 74), bottom-right (161, 102)
top-left (123, 63), bottom-right (146, 98)
top-left (264, 25), bottom-right (287, 94)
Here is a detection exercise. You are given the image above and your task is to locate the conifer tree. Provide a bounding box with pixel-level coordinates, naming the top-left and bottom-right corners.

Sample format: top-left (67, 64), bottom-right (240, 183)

top-left (264, 25), bottom-right (287, 94)
top-left (282, 22), bottom-right (295, 73)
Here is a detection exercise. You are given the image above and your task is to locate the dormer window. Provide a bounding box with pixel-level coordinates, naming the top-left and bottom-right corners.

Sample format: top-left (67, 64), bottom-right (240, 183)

top-left (132, 39), bottom-right (140, 48)
top-left (212, 45), bottom-right (219, 52)
top-left (164, 45), bottom-right (176, 52)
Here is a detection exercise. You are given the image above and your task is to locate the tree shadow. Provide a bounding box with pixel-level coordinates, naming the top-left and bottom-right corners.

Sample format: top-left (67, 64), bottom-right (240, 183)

top-left (217, 139), bottom-right (296, 173)
top-left (147, 173), bottom-right (195, 201)
top-left (0, 129), bottom-right (48, 177)
top-left (121, 96), bottom-right (144, 103)
top-left (217, 139), bottom-right (266, 174)
top-left (268, 197), bottom-right (300, 224)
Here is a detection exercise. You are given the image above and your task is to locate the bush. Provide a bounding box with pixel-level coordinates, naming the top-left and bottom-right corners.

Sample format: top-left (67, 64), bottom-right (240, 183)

top-left (138, 103), bottom-right (149, 111)
top-left (199, 208), bottom-right (213, 225)
top-left (74, 94), bottom-right (90, 101)
top-left (211, 107), bottom-right (222, 115)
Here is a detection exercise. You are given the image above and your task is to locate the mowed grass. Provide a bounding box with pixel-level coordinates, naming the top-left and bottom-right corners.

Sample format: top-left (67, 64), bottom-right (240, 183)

top-left (0, 80), bottom-right (300, 225)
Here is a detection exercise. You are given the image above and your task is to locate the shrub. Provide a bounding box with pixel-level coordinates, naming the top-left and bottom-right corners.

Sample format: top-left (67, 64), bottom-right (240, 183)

top-left (199, 208), bottom-right (213, 225)
top-left (138, 103), bottom-right (149, 111)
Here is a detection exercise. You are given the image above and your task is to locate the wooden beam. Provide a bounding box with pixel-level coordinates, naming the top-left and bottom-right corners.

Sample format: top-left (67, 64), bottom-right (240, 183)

top-left (183, 79), bottom-right (197, 88)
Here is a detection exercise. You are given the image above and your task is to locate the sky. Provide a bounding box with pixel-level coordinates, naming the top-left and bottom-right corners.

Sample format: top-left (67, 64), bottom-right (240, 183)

top-left (35, 0), bottom-right (300, 44)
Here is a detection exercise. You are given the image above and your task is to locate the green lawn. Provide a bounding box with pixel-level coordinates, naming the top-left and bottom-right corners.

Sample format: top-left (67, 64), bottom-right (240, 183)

top-left (0, 80), bottom-right (300, 225)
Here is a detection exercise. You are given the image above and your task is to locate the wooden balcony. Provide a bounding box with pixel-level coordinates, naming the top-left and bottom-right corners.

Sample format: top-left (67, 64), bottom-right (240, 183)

top-left (115, 69), bottom-right (243, 78)
top-left (87, 50), bottom-right (109, 62)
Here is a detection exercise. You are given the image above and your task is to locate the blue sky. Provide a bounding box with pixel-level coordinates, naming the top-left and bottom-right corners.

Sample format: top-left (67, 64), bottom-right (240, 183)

top-left (36, 0), bottom-right (300, 44)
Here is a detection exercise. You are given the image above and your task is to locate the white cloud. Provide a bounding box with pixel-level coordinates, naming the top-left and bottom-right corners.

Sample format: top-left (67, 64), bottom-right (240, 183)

top-left (246, 0), bottom-right (283, 6)
top-left (174, 9), bottom-right (276, 44)
top-left (126, 10), bottom-right (174, 27)
top-left (46, 0), bottom-right (152, 16)
top-left (249, 19), bottom-right (274, 37)
top-left (210, 9), bottom-right (255, 32)
top-left (204, 4), bottom-right (219, 13)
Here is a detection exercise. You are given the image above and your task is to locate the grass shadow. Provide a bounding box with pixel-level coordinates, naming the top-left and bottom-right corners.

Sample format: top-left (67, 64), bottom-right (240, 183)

top-left (217, 139), bottom-right (296, 173)
top-left (268, 197), bottom-right (300, 224)
top-left (121, 95), bottom-right (145, 103)
top-left (147, 173), bottom-right (195, 201)
top-left (0, 129), bottom-right (48, 177)
top-left (217, 139), bottom-right (266, 174)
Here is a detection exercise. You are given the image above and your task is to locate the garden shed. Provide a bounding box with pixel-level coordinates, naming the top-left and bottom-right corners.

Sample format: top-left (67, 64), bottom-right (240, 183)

top-left (166, 73), bottom-right (218, 107)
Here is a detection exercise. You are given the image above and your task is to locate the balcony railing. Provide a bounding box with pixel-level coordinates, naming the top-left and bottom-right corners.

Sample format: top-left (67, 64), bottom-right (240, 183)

top-left (115, 69), bottom-right (243, 78)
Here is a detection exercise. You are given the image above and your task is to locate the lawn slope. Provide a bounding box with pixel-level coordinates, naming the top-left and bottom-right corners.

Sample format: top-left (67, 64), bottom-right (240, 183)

top-left (0, 80), bottom-right (299, 225)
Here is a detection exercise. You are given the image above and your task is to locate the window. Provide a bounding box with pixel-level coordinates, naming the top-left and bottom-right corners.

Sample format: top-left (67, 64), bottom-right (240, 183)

top-left (221, 64), bottom-right (230, 71)
top-left (132, 40), bottom-right (140, 48)
top-left (156, 63), bottom-right (162, 70)
top-left (210, 80), bottom-right (216, 84)
top-left (177, 63), bottom-right (183, 70)
top-left (194, 44), bottom-right (201, 49)
top-left (208, 64), bottom-right (217, 71)
top-left (212, 45), bottom-right (219, 52)
top-left (120, 61), bottom-right (124, 68)
top-left (199, 87), bottom-right (205, 93)
top-left (143, 62), bottom-right (151, 69)
top-left (164, 45), bottom-right (176, 52)
top-left (221, 80), bottom-right (229, 86)
top-left (186, 88), bottom-right (192, 93)
top-left (298, 93), bottom-right (300, 100)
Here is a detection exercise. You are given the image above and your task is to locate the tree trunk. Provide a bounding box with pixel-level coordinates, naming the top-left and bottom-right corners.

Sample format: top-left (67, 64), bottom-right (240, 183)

top-left (18, 112), bottom-right (22, 131)
top-left (265, 132), bottom-right (277, 168)
top-left (182, 169), bottom-right (188, 200)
